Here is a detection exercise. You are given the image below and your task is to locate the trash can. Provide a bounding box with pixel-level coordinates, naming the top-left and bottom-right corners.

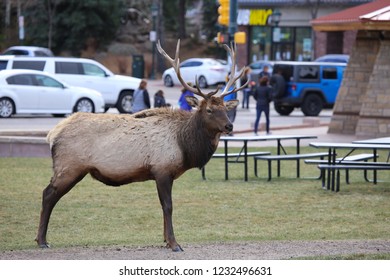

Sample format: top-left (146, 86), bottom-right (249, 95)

top-left (132, 55), bottom-right (144, 78)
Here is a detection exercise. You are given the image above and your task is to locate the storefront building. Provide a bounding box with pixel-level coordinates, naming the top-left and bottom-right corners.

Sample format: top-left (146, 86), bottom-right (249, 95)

top-left (235, 0), bottom-right (372, 66)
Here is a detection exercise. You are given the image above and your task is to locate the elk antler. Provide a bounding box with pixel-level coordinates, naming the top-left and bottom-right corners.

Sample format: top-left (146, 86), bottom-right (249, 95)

top-left (157, 40), bottom-right (248, 100)
top-left (220, 43), bottom-right (250, 99)
top-left (157, 40), bottom-right (208, 99)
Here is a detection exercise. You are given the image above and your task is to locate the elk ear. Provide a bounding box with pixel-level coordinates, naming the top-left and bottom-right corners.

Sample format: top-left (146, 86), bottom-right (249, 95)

top-left (185, 96), bottom-right (200, 108)
top-left (225, 100), bottom-right (239, 110)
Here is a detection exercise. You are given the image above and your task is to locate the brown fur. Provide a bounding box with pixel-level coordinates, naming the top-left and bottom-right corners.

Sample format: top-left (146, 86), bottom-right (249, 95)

top-left (36, 97), bottom-right (238, 251)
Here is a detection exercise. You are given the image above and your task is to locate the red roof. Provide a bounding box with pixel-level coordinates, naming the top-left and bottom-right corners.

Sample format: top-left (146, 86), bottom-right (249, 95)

top-left (312, 0), bottom-right (390, 30)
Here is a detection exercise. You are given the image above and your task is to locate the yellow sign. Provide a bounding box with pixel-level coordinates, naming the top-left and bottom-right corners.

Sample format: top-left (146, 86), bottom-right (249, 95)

top-left (234, 32), bottom-right (246, 44)
top-left (238, 9), bottom-right (275, 26)
top-left (249, 9), bottom-right (273, 26)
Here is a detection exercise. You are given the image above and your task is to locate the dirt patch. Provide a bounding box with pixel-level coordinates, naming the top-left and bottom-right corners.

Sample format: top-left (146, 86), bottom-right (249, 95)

top-left (1, 240), bottom-right (389, 260)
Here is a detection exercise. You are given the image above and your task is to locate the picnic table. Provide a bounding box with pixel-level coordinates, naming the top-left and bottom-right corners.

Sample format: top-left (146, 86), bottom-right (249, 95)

top-left (309, 141), bottom-right (390, 191)
top-left (353, 137), bottom-right (390, 161)
top-left (212, 134), bottom-right (318, 181)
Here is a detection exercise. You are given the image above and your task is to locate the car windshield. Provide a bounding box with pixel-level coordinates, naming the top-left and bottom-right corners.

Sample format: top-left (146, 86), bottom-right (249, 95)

top-left (3, 50), bottom-right (29, 55)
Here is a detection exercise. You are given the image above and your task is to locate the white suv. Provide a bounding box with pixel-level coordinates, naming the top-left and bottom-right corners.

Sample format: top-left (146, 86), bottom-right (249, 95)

top-left (2, 46), bottom-right (54, 57)
top-left (0, 56), bottom-right (141, 113)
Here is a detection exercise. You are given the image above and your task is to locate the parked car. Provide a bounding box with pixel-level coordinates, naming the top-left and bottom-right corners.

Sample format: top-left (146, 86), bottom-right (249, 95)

top-left (248, 60), bottom-right (274, 82)
top-left (271, 61), bottom-right (346, 116)
top-left (314, 54), bottom-right (350, 63)
top-left (0, 69), bottom-right (105, 118)
top-left (162, 58), bottom-right (229, 88)
top-left (1, 46), bottom-right (54, 57)
top-left (0, 56), bottom-right (141, 113)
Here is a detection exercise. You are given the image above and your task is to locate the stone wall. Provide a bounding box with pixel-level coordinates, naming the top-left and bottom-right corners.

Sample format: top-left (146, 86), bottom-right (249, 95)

top-left (328, 30), bottom-right (380, 135)
top-left (355, 36), bottom-right (390, 137)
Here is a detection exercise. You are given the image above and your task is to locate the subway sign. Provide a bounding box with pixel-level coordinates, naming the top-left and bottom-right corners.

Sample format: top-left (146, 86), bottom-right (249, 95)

top-left (237, 9), bottom-right (274, 26)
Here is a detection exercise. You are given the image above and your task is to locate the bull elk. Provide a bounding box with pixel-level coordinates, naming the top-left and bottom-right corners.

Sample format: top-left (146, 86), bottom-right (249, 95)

top-left (36, 40), bottom-right (248, 251)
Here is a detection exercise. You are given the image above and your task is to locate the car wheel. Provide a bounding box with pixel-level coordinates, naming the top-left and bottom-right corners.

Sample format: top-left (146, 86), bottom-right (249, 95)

top-left (164, 75), bottom-right (174, 87)
top-left (274, 103), bottom-right (294, 116)
top-left (74, 98), bottom-right (95, 113)
top-left (116, 91), bottom-right (133, 113)
top-left (0, 98), bottom-right (14, 118)
top-left (301, 94), bottom-right (323, 116)
top-left (198, 76), bottom-right (208, 88)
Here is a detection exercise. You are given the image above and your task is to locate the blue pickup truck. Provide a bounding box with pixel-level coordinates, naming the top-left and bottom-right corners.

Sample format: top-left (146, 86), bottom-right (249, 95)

top-left (270, 61), bottom-right (347, 116)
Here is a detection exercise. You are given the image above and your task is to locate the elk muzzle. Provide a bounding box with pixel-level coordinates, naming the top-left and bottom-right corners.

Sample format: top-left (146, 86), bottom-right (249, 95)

top-left (225, 122), bottom-right (233, 133)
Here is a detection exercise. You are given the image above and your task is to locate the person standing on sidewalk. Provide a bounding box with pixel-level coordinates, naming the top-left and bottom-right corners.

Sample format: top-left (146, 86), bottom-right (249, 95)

top-left (252, 76), bottom-right (273, 135)
top-left (240, 68), bottom-right (251, 109)
top-left (259, 65), bottom-right (271, 80)
top-left (132, 79), bottom-right (151, 113)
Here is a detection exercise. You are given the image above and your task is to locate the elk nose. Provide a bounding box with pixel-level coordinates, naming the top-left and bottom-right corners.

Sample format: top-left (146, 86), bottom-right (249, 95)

top-left (225, 123), bottom-right (233, 132)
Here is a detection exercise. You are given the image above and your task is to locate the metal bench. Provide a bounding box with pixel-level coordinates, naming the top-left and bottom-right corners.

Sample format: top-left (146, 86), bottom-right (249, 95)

top-left (317, 162), bottom-right (390, 192)
top-left (305, 153), bottom-right (378, 183)
top-left (254, 152), bottom-right (329, 181)
top-left (201, 151), bottom-right (271, 180)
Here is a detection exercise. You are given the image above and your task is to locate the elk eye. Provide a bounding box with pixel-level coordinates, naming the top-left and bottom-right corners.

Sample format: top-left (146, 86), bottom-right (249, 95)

top-left (206, 108), bottom-right (212, 114)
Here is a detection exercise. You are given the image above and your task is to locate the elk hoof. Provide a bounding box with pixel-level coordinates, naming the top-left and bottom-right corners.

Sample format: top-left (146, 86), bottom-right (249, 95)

top-left (166, 243), bottom-right (183, 252)
top-left (38, 243), bottom-right (50, 249)
top-left (171, 245), bottom-right (183, 252)
top-left (172, 246), bottom-right (183, 252)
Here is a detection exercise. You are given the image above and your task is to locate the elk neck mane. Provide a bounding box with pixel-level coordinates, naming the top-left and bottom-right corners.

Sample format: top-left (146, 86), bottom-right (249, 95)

top-left (177, 109), bottom-right (219, 170)
top-left (134, 107), bottom-right (219, 170)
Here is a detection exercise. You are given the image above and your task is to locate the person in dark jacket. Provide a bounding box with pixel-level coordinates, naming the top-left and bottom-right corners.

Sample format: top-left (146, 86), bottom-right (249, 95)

top-left (269, 68), bottom-right (286, 99)
top-left (132, 79), bottom-right (151, 113)
top-left (154, 90), bottom-right (169, 108)
top-left (259, 65), bottom-right (271, 80)
top-left (252, 76), bottom-right (273, 135)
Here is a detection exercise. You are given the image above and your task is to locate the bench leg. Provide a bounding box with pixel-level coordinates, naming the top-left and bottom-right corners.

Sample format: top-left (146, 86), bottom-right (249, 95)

top-left (321, 169), bottom-right (326, 189)
top-left (345, 170), bottom-right (349, 184)
top-left (201, 166), bottom-right (206, 180)
top-left (267, 160), bottom-right (272, 181)
top-left (254, 158), bottom-right (258, 177)
top-left (331, 168), bottom-right (335, 191)
top-left (336, 170), bottom-right (340, 192)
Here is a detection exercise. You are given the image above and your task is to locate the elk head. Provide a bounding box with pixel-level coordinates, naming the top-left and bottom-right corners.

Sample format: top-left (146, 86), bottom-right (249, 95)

top-left (157, 40), bottom-right (248, 134)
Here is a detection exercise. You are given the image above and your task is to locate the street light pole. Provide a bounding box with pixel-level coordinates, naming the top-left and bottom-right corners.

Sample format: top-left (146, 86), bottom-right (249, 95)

top-left (150, 3), bottom-right (158, 80)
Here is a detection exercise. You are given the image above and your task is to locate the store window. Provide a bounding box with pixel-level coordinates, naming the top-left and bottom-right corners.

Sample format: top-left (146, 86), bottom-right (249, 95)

top-left (250, 26), bottom-right (272, 62)
top-left (272, 27), bottom-right (294, 61)
top-left (295, 28), bottom-right (312, 61)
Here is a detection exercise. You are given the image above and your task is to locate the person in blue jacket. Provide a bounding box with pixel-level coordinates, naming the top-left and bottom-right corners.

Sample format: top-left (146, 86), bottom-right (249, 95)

top-left (178, 83), bottom-right (194, 111)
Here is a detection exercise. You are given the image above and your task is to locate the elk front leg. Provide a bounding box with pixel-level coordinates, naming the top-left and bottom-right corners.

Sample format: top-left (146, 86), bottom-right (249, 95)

top-left (156, 176), bottom-right (183, 252)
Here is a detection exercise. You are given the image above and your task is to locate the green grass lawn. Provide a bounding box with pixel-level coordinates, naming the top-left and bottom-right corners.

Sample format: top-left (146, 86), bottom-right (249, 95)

top-left (0, 147), bottom-right (389, 256)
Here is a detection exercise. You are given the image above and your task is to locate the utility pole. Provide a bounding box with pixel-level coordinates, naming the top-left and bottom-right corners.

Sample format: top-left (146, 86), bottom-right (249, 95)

top-left (228, 0), bottom-right (237, 43)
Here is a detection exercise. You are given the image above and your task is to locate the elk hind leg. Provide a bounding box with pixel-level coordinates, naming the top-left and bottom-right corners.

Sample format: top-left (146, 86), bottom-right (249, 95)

top-left (35, 171), bottom-right (86, 248)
